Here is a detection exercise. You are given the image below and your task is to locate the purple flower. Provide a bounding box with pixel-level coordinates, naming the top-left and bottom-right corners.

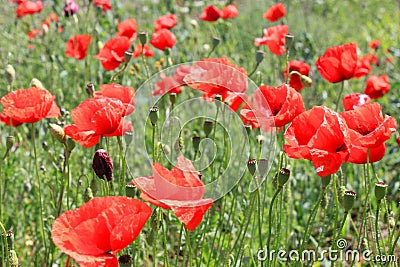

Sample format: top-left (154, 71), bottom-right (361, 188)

top-left (64, 0), bottom-right (79, 17)
top-left (92, 149), bottom-right (113, 181)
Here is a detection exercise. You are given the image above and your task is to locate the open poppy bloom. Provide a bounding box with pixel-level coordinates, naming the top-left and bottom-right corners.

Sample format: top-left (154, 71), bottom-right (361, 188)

top-left (132, 44), bottom-right (154, 58)
top-left (173, 64), bottom-right (191, 85)
top-left (199, 5), bottom-right (221, 22)
top-left (0, 87), bottom-right (60, 124)
top-left (132, 156), bottom-right (213, 231)
top-left (184, 57), bottom-right (248, 96)
top-left (342, 93), bottom-right (371, 111)
top-left (64, 97), bottom-right (132, 148)
top-left (153, 74), bottom-right (182, 96)
top-left (0, 113), bottom-right (23, 127)
top-left (254, 25), bottom-right (288, 56)
top-left (284, 106), bottom-right (351, 177)
top-left (154, 14), bottom-right (177, 31)
top-left (340, 102), bottom-right (397, 148)
top-left (15, 1), bottom-right (43, 18)
top-left (316, 43), bottom-right (358, 83)
top-left (117, 18), bottom-right (137, 41)
top-left (241, 84), bottom-right (305, 131)
top-left (93, 0), bottom-right (111, 12)
top-left (263, 3), bottom-right (286, 22)
top-left (354, 54), bottom-right (372, 78)
top-left (93, 84), bottom-right (135, 115)
top-left (51, 196), bottom-right (151, 267)
top-left (220, 4), bottom-right (239, 19)
top-left (284, 60), bottom-right (311, 91)
top-left (363, 75), bottom-right (390, 99)
top-left (94, 37), bottom-right (131, 70)
top-left (346, 130), bottom-right (386, 164)
top-left (65, 34), bottom-right (92, 60)
top-left (150, 29), bottom-right (176, 51)
top-left (369, 40), bottom-right (381, 50)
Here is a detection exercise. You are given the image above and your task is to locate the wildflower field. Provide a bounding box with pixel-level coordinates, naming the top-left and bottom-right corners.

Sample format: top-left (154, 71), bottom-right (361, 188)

top-left (0, 0), bottom-right (399, 266)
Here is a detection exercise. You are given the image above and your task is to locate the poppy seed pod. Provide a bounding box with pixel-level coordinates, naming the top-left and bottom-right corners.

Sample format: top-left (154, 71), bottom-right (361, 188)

top-left (6, 135), bottom-right (15, 151)
top-left (86, 82), bottom-right (95, 96)
top-left (125, 182), bottom-right (136, 198)
top-left (92, 149), bottom-right (113, 181)
top-left (118, 254), bottom-right (132, 267)
top-left (149, 106), bottom-right (159, 126)
top-left (247, 158), bottom-right (257, 176)
top-left (139, 31), bottom-right (148, 45)
top-left (6, 230), bottom-right (14, 250)
top-left (203, 121), bottom-right (213, 137)
top-left (257, 159), bottom-right (268, 178)
top-left (374, 182), bottom-right (388, 201)
top-left (212, 36), bottom-right (221, 48)
top-left (277, 168), bottom-right (290, 186)
top-left (124, 50), bottom-right (133, 63)
top-left (285, 34), bottom-right (294, 50)
top-left (192, 136), bottom-right (201, 152)
top-left (342, 190), bottom-right (356, 211)
top-left (256, 50), bottom-right (265, 64)
top-left (169, 93), bottom-right (177, 106)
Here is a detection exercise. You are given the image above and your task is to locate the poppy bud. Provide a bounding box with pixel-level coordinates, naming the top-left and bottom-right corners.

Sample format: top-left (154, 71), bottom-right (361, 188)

top-left (257, 159), bottom-right (268, 178)
top-left (192, 136), bottom-right (201, 151)
top-left (169, 93), bottom-right (177, 107)
top-left (374, 182), bottom-right (388, 201)
top-left (9, 250), bottom-right (18, 267)
top-left (83, 187), bottom-right (94, 202)
top-left (50, 123), bottom-right (66, 144)
top-left (139, 31), bottom-right (148, 45)
top-left (125, 182), bottom-right (136, 198)
top-left (124, 50), bottom-right (133, 63)
top-left (6, 135), bottom-right (15, 151)
top-left (300, 75), bottom-right (313, 88)
top-left (92, 149), bottom-right (113, 181)
top-left (5, 64), bottom-right (15, 84)
top-left (256, 134), bottom-right (266, 145)
top-left (86, 82), bottom-right (95, 96)
top-left (285, 34), bottom-right (294, 50)
top-left (212, 36), bottom-right (221, 49)
top-left (118, 254), bottom-right (132, 267)
top-left (65, 138), bottom-right (75, 153)
top-left (149, 106), bottom-right (159, 126)
top-left (342, 190), bottom-right (356, 211)
top-left (256, 50), bottom-right (265, 64)
top-left (124, 131), bottom-right (134, 147)
top-left (247, 158), bottom-right (257, 176)
top-left (162, 143), bottom-right (171, 155)
top-left (6, 230), bottom-right (14, 250)
top-left (203, 121), bottom-right (213, 137)
top-left (30, 78), bottom-right (44, 89)
top-left (277, 168), bottom-right (290, 186)
top-left (174, 137), bottom-right (184, 152)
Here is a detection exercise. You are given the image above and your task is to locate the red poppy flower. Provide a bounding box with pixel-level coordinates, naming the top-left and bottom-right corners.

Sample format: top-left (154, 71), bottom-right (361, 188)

top-left (132, 44), bottom-right (154, 58)
top-left (202, 91), bottom-right (247, 112)
top-left (132, 156), bottom-right (213, 231)
top-left (284, 60), bottom-right (311, 91)
top-left (15, 1), bottom-right (43, 18)
top-left (347, 130), bottom-right (386, 164)
top-left (397, 137), bottom-right (400, 148)
top-left (94, 37), bottom-right (130, 71)
top-left (93, 84), bottom-right (135, 115)
top-left (200, 5), bottom-right (221, 22)
top-left (263, 3), bottom-right (286, 22)
top-left (28, 28), bottom-right (41, 40)
top-left (150, 29), bottom-right (176, 51)
top-left (117, 18), bottom-right (137, 41)
top-left (65, 34), bottom-right (92, 60)
top-left (254, 25), bottom-right (288, 56)
top-left (153, 74), bottom-right (182, 96)
top-left (154, 14), bottom-right (177, 31)
top-left (354, 54), bottom-right (372, 78)
top-left (1, 87), bottom-right (60, 124)
top-left (240, 84), bottom-right (305, 131)
top-left (363, 75), bottom-right (390, 99)
top-left (0, 113), bottom-right (23, 127)
top-left (316, 43), bottom-right (358, 83)
top-left (184, 57), bottom-right (248, 95)
top-left (283, 106), bottom-right (351, 177)
top-left (369, 40), bottom-right (381, 50)
top-left (64, 98), bottom-right (132, 148)
top-left (93, 0), bottom-right (111, 12)
top-left (51, 196), bottom-right (151, 267)
top-left (173, 65), bottom-right (191, 85)
top-left (220, 4), bottom-right (238, 19)
top-left (342, 93), bottom-right (371, 111)
top-left (340, 102), bottom-right (397, 148)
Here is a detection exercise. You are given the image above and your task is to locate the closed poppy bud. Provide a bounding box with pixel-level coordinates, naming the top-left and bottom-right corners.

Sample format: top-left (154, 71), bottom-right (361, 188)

top-left (6, 135), bottom-right (15, 151)
top-left (125, 182), bottom-right (136, 198)
top-left (247, 158), bottom-right (257, 176)
top-left (118, 254), bottom-right (132, 267)
top-left (30, 78), bottom-right (44, 89)
top-left (139, 31), bottom-right (148, 45)
top-left (277, 168), bottom-right (290, 186)
top-left (124, 50), bottom-right (132, 63)
top-left (149, 106), bottom-right (159, 126)
top-left (192, 136), bottom-right (201, 151)
top-left (5, 64), bottom-right (15, 84)
top-left (169, 92), bottom-right (177, 106)
top-left (342, 190), bottom-right (356, 211)
top-left (257, 159), bottom-right (268, 178)
top-left (86, 82), bottom-right (95, 96)
top-left (203, 120), bottom-right (213, 137)
top-left (83, 187), bottom-right (93, 202)
top-left (374, 182), bottom-right (387, 201)
top-left (256, 50), bottom-right (265, 64)
top-left (50, 123), bottom-right (66, 144)
top-left (212, 36), bottom-right (221, 48)
top-left (9, 249), bottom-right (18, 267)
top-left (92, 149), bottom-right (113, 181)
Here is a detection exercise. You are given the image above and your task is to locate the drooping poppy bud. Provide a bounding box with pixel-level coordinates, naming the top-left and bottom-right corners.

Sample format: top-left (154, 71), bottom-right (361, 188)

top-left (92, 149), bottom-right (113, 181)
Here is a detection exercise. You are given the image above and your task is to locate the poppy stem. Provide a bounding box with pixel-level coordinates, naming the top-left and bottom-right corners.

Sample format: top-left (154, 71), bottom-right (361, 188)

top-left (248, 62), bottom-right (261, 78)
top-left (185, 228), bottom-right (193, 266)
top-left (375, 201), bottom-right (382, 256)
top-left (152, 124), bottom-right (156, 163)
top-left (110, 62), bottom-right (128, 84)
top-left (141, 50), bottom-right (150, 80)
top-left (31, 123), bottom-right (48, 261)
top-left (389, 210), bottom-right (400, 255)
top-left (266, 186), bottom-right (282, 263)
top-left (0, 221), bottom-right (8, 267)
top-left (334, 80), bottom-right (345, 111)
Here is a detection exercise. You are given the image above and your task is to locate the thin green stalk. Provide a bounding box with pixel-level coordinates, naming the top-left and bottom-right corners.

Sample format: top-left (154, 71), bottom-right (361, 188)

top-left (141, 49), bottom-right (150, 80)
top-left (388, 208), bottom-right (400, 255)
top-left (56, 146), bottom-right (68, 216)
top-left (334, 211), bottom-right (348, 248)
top-left (248, 62), bottom-right (261, 78)
top-left (185, 228), bottom-right (192, 266)
top-left (110, 62), bottom-right (128, 84)
top-left (0, 221), bottom-right (8, 267)
top-left (375, 201), bottom-right (382, 256)
top-left (31, 123), bottom-right (48, 262)
top-left (256, 188), bottom-right (263, 267)
top-left (175, 224), bottom-right (184, 265)
top-left (334, 81), bottom-right (345, 112)
top-left (266, 187), bottom-right (282, 264)
top-left (152, 124), bottom-right (156, 163)
top-left (117, 136), bottom-right (127, 195)
top-left (161, 212), bottom-right (169, 267)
